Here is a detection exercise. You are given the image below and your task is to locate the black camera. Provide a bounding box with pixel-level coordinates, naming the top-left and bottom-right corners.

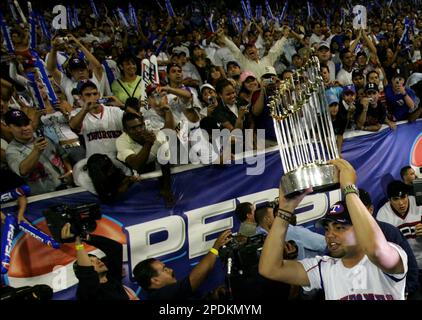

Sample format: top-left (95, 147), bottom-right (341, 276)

top-left (1, 285), bottom-right (53, 301)
top-left (43, 202), bottom-right (101, 242)
top-left (220, 233), bottom-right (265, 277)
top-left (414, 178), bottom-right (422, 206)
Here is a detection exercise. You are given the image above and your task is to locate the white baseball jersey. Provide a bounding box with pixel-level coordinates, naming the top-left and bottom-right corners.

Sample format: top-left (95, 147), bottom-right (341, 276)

top-left (377, 196), bottom-right (422, 269)
top-left (73, 105), bottom-right (124, 158)
top-left (299, 243), bottom-right (408, 300)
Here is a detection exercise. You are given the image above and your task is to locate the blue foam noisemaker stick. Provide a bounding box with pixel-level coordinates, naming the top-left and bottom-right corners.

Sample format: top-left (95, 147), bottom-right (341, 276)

top-left (241, 0), bottom-right (251, 21)
top-left (246, 0), bottom-right (253, 20)
top-left (280, 1), bottom-right (288, 23)
top-left (256, 5), bottom-right (262, 21)
top-left (1, 185), bottom-right (31, 204)
top-left (38, 13), bottom-right (51, 41)
top-left (154, 36), bottom-right (167, 56)
top-left (128, 3), bottom-right (139, 32)
top-left (207, 14), bottom-right (215, 33)
top-left (90, 0), bottom-right (100, 19)
top-left (117, 8), bottom-right (130, 28)
top-left (165, 0), bottom-right (175, 17)
top-left (26, 71), bottom-right (46, 109)
top-left (32, 50), bottom-right (59, 107)
top-left (18, 221), bottom-right (61, 249)
top-left (1, 215), bottom-right (17, 274)
top-left (73, 6), bottom-right (80, 27)
top-left (265, 0), bottom-right (274, 20)
top-left (0, 10), bottom-right (15, 54)
top-left (28, 2), bottom-right (37, 50)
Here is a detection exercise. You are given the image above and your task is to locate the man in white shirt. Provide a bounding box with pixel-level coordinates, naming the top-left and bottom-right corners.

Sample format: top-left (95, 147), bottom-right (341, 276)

top-left (259, 159), bottom-right (408, 300)
top-left (69, 81), bottom-right (124, 158)
top-left (116, 112), bottom-right (174, 206)
top-left (336, 49), bottom-right (356, 86)
top-left (377, 181), bottom-right (422, 274)
top-left (216, 27), bottom-right (288, 78)
top-left (46, 34), bottom-right (111, 106)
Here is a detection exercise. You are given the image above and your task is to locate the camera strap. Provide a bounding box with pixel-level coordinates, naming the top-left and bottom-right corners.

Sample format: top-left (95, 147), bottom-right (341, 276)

top-left (117, 77), bottom-right (143, 99)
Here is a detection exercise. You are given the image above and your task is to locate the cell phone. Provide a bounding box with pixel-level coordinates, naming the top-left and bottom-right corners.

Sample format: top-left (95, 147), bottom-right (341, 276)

top-left (35, 128), bottom-right (44, 138)
top-left (207, 96), bottom-right (214, 105)
top-left (97, 98), bottom-right (112, 104)
top-left (263, 78), bottom-right (273, 85)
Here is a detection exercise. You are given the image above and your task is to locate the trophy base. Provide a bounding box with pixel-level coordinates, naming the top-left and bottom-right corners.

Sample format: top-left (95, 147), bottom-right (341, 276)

top-left (281, 163), bottom-right (340, 198)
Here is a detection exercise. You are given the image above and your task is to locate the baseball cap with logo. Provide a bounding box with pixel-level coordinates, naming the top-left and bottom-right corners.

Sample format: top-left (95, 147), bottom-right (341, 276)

top-left (200, 83), bottom-right (216, 93)
top-left (68, 58), bottom-right (87, 70)
top-left (317, 41), bottom-right (330, 51)
top-left (365, 82), bottom-right (379, 93)
top-left (387, 180), bottom-right (409, 198)
top-left (342, 84), bottom-right (356, 94)
top-left (262, 66), bottom-right (277, 78)
top-left (315, 201), bottom-right (353, 229)
top-left (4, 109), bottom-right (31, 126)
top-left (326, 93), bottom-right (339, 106)
top-left (172, 46), bottom-right (190, 57)
top-left (352, 69), bottom-right (364, 79)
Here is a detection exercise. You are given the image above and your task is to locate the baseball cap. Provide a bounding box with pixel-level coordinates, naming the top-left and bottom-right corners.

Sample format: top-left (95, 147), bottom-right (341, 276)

top-left (145, 83), bottom-right (159, 97)
top-left (172, 46), bottom-right (189, 57)
top-left (326, 93), bottom-right (339, 106)
top-left (261, 66), bottom-right (277, 78)
top-left (199, 83), bottom-right (216, 93)
top-left (342, 84), bottom-right (356, 94)
top-left (352, 69), bottom-right (364, 79)
top-left (364, 82), bottom-right (379, 93)
top-left (76, 80), bottom-right (98, 94)
top-left (239, 70), bottom-right (257, 83)
top-left (387, 180), bottom-right (409, 198)
top-left (4, 109), bottom-right (30, 126)
top-left (68, 58), bottom-right (87, 70)
top-left (226, 61), bottom-right (240, 70)
top-left (315, 201), bottom-right (353, 229)
top-left (317, 41), bottom-right (330, 51)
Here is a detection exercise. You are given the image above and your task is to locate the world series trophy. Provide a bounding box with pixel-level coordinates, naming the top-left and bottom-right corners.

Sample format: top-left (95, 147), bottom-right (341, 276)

top-left (268, 56), bottom-right (340, 197)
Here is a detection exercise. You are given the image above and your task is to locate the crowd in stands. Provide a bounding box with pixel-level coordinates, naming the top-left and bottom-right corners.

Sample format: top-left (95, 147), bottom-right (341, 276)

top-left (0, 0), bottom-right (421, 301)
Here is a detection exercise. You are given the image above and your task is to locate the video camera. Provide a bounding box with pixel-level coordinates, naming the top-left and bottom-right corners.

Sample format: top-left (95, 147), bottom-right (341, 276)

top-left (43, 203), bottom-right (101, 242)
top-left (1, 285), bottom-right (53, 301)
top-left (219, 233), bottom-right (266, 277)
top-left (414, 178), bottom-right (422, 206)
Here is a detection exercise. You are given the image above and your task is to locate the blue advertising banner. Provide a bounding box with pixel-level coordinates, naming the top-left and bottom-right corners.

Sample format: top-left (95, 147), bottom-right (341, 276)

top-left (1, 121), bottom-right (421, 300)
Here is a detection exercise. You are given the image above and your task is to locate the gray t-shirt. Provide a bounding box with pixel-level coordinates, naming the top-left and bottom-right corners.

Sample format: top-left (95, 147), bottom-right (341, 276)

top-left (6, 137), bottom-right (65, 195)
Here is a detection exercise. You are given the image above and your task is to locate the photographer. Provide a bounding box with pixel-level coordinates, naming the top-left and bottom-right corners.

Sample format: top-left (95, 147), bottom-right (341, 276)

top-left (61, 223), bottom-right (131, 300)
top-left (355, 83), bottom-right (396, 132)
top-left (133, 230), bottom-right (231, 300)
top-left (385, 72), bottom-right (421, 122)
top-left (5, 110), bottom-right (73, 195)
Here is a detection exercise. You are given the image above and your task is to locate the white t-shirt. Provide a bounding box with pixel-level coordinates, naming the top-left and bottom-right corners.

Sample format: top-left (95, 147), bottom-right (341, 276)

top-left (299, 243), bottom-right (408, 300)
top-left (73, 157), bottom-right (132, 195)
top-left (377, 196), bottom-right (422, 269)
top-left (116, 131), bottom-right (171, 166)
top-left (60, 72), bottom-right (110, 106)
top-left (214, 46), bottom-right (237, 70)
top-left (72, 105), bottom-right (124, 158)
top-left (336, 68), bottom-right (353, 86)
